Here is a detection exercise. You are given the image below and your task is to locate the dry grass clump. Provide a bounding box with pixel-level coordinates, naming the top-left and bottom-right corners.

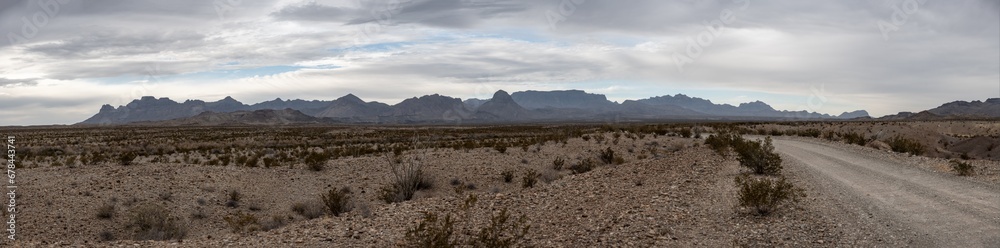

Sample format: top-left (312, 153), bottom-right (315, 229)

top-left (291, 201), bottom-right (325, 219)
top-left (322, 187), bottom-right (353, 217)
top-left (569, 158), bottom-right (597, 174)
top-left (551, 157), bottom-right (565, 170)
top-left (405, 212), bottom-right (458, 248)
top-left (403, 195), bottom-right (530, 248)
top-left (96, 203), bottom-right (115, 219)
top-left (950, 159), bottom-right (974, 176)
top-left (127, 204), bottom-right (187, 240)
top-left (501, 170), bottom-right (515, 183)
top-left (223, 211), bottom-right (260, 233)
top-left (521, 169), bottom-right (539, 188)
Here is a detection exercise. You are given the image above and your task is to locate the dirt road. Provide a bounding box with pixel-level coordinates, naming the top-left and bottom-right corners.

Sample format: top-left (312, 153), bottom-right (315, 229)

top-left (772, 137), bottom-right (1000, 247)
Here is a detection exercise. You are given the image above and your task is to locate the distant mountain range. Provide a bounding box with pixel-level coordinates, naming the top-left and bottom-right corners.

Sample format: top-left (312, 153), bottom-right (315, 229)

top-left (80, 89), bottom-right (882, 125)
top-left (877, 98), bottom-right (1000, 121)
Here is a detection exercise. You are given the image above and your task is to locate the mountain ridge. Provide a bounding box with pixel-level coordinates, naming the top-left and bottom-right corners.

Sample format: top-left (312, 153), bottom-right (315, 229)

top-left (78, 90), bottom-right (885, 125)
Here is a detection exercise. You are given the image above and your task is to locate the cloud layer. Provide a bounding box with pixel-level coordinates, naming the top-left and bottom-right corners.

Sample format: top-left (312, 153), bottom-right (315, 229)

top-left (1, 0), bottom-right (998, 125)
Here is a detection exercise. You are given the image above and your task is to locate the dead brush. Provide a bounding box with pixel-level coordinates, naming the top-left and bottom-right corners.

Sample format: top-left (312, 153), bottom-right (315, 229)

top-left (379, 151), bottom-right (431, 203)
top-left (322, 187), bottom-right (353, 216)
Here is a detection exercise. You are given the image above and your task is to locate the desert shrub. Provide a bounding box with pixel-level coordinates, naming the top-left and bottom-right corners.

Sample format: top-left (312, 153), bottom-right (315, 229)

top-left (262, 157), bottom-right (278, 168)
top-left (950, 160), bottom-right (974, 176)
top-left (404, 212), bottom-right (458, 248)
top-left (127, 204), bottom-right (187, 240)
top-left (469, 208), bottom-right (530, 248)
top-left (118, 152), bottom-right (138, 166)
top-left (521, 169), bottom-right (539, 188)
top-left (304, 152), bottom-right (328, 171)
top-left (599, 147), bottom-right (616, 164)
top-left (887, 136), bottom-right (924, 156)
top-left (493, 144), bottom-right (507, 154)
top-left (501, 170), bottom-right (515, 183)
top-left (223, 212), bottom-right (260, 233)
top-left (322, 187), bottom-right (353, 217)
top-left (841, 132), bottom-right (868, 146)
top-left (796, 129), bottom-right (821, 138)
top-left (244, 155), bottom-right (259, 167)
top-left (704, 132), bottom-right (743, 155)
top-left (99, 230), bottom-right (115, 241)
top-left (734, 137), bottom-right (783, 175)
top-left (190, 208), bottom-right (207, 220)
top-left (550, 157), bottom-right (565, 170)
top-left (379, 155), bottom-right (430, 203)
top-left (735, 176), bottom-right (803, 216)
top-left (569, 158), bottom-right (597, 174)
top-left (227, 190), bottom-right (241, 208)
top-left (260, 215), bottom-right (288, 231)
top-left (678, 128), bottom-right (693, 138)
top-left (291, 201), bottom-right (325, 219)
top-left (96, 203), bottom-right (115, 219)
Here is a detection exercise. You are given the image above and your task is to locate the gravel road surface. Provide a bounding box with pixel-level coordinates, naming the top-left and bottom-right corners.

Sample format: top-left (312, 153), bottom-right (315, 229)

top-left (773, 138), bottom-right (1000, 247)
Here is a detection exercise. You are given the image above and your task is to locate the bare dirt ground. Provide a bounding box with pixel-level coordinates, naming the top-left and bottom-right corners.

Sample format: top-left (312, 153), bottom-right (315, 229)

top-left (773, 136), bottom-right (1000, 247)
top-left (3, 123), bottom-right (998, 247)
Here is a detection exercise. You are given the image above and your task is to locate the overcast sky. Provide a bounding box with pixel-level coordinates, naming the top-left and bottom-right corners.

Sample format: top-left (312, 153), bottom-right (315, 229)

top-left (1, 0), bottom-right (998, 125)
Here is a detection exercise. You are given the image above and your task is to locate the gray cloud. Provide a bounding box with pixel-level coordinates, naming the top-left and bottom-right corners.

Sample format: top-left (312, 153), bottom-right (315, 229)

top-left (26, 30), bottom-right (207, 59)
top-left (0, 0), bottom-right (997, 124)
top-left (0, 77), bottom-right (38, 87)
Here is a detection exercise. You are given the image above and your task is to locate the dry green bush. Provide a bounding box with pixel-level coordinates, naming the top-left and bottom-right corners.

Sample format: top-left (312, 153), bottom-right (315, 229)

top-left (127, 204), bottom-right (187, 240)
top-left (950, 159), bottom-right (974, 176)
top-left (841, 132), bottom-right (869, 146)
top-left (322, 187), bottom-right (353, 217)
top-left (887, 136), bottom-right (925, 156)
top-left (704, 131), bottom-right (742, 155)
top-left (734, 137), bottom-right (783, 175)
top-left (735, 175), bottom-right (803, 216)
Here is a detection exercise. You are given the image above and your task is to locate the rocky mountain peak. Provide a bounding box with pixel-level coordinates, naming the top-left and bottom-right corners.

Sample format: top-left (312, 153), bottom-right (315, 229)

top-left (491, 90), bottom-right (513, 102)
top-left (336, 94), bottom-right (365, 104)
